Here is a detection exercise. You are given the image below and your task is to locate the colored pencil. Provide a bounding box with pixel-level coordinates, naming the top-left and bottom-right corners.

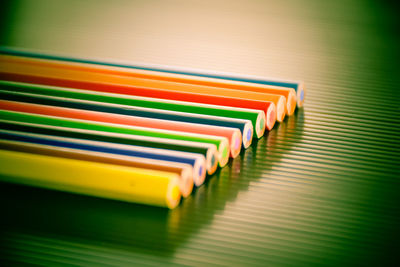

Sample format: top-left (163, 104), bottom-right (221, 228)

top-left (0, 106), bottom-right (230, 167)
top-left (0, 89), bottom-right (244, 155)
top-left (148, 68), bottom-right (306, 108)
top-left (0, 135), bottom-right (195, 197)
top-left (0, 149), bottom-right (182, 209)
top-left (91, 66), bottom-right (296, 116)
top-left (113, 64), bottom-right (305, 108)
top-left (0, 80), bottom-right (260, 141)
top-left (0, 119), bottom-right (217, 177)
top-left (0, 129), bottom-right (203, 190)
top-left (0, 56), bottom-right (287, 122)
top-left (0, 46), bottom-right (305, 107)
top-left (0, 54), bottom-right (296, 115)
top-left (0, 73), bottom-right (277, 131)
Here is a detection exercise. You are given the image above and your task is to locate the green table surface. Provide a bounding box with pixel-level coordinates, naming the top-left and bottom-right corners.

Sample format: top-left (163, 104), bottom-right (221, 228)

top-left (0, 0), bottom-right (399, 265)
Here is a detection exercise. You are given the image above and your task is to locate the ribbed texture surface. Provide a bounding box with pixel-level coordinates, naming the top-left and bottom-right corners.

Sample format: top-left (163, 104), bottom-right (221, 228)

top-left (0, 0), bottom-right (399, 265)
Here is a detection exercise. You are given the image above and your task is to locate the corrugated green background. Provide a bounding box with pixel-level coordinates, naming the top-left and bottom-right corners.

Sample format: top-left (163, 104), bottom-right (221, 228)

top-left (0, 0), bottom-right (399, 265)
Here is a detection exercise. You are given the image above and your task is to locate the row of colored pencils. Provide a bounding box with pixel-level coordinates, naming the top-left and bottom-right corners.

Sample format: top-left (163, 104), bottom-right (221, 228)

top-left (0, 47), bottom-right (305, 209)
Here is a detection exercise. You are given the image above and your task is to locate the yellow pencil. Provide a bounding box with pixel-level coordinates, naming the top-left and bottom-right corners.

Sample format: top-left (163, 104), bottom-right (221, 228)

top-left (0, 149), bottom-right (182, 209)
top-left (0, 139), bottom-right (194, 198)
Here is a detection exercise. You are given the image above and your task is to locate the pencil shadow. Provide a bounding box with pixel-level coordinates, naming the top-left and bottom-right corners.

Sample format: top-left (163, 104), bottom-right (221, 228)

top-left (0, 109), bottom-right (305, 262)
